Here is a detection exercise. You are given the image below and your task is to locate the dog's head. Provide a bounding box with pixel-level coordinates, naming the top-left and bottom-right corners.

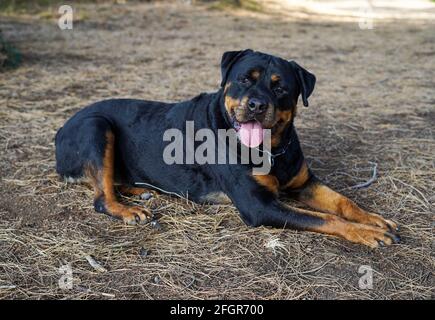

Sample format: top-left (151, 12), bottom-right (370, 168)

top-left (220, 49), bottom-right (316, 147)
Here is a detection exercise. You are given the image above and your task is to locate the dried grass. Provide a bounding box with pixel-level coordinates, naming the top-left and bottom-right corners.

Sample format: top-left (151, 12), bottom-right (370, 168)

top-left (0, 1), bottom-right (433, 299)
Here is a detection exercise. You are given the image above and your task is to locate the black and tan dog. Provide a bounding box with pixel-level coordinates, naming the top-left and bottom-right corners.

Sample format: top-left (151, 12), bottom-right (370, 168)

top-left (55, 49), bottom-right (399, 248)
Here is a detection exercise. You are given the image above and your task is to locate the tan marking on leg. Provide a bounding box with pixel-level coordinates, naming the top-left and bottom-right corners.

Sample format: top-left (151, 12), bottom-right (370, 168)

top-left (285, 206), bottom-right (397, 248)
top-left (313, 214), bottom-right (396, 248)
top-left (253, 174), bottom-right (279, 194)
top-left (87, 132), bottom-right (152, 225)
top-left (301, 183), bottom-right (397, 231)
top-left (117, 186), bottom-right (149, 196)
top-left (84, 164), bottom-right (102, 199)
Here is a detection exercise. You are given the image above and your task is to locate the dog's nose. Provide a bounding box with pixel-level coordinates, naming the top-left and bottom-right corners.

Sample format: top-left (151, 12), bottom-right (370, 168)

top-left (247, 98), bottom-right (267, 114)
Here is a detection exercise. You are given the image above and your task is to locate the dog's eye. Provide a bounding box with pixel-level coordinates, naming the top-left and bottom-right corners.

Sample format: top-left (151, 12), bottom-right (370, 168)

top-left (238, 75), bottom-right (251, 85)
top-left (273, 86), bottom-right (286, 96)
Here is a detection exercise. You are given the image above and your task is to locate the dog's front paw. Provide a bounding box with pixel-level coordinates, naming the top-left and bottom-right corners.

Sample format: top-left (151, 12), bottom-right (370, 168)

top-left (364, 212), bottom-right (398, 233)
top-left (345, 222), bottom-right (400, 248)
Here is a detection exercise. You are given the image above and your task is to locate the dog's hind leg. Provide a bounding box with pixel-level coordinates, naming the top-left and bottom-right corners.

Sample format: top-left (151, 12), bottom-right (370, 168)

top-left (117, 186), bottom-right (149, 197)
top-left (56, 115), bottom-right (152, 224)
top-left (86, 131), bottom-right (152, 225)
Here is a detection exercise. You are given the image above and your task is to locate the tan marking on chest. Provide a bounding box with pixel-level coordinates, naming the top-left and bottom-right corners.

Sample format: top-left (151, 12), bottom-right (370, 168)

top-left (283, 161), bottom-right (309, 189)
top-left (253, 174), bottom-right (279, 194)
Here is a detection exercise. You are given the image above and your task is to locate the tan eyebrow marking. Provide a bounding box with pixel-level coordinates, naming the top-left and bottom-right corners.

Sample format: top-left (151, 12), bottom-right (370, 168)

top-left (271, 74), bottom-right (281, 82)
top-left (251, 70), bottom-right (260, 80)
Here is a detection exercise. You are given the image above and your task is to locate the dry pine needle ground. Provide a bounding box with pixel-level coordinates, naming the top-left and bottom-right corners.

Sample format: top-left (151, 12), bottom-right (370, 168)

top-left (0, 1), bottom-right (433, 299)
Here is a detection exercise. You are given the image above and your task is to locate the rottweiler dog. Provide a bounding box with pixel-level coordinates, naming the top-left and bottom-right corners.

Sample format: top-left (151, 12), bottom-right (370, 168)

top-left (55, 49), bottom-right (399, 248)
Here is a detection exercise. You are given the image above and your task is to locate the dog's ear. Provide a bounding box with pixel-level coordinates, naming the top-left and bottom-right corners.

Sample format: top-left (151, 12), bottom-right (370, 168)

top-left (220, 49), bottom-right (253, 87)
top-left (289, 61), bottom-right (316, 107)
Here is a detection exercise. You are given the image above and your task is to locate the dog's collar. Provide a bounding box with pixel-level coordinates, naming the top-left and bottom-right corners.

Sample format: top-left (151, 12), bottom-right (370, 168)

top-left (255, 138), bottom-right (292, 167)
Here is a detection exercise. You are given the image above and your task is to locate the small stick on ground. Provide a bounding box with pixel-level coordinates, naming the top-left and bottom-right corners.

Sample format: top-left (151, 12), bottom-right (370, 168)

top-left (350, 162), bottom-right (378, 189)
top-left (85, 255), bottom-right (107, 273)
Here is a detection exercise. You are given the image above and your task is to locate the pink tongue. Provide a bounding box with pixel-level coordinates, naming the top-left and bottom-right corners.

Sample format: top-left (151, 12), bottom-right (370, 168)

top-left (239, 121), bottom-right (264, 148)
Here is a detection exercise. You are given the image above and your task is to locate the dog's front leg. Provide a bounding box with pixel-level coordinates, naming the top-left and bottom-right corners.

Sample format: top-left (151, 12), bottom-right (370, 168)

top-left (222, 171), bottom-right (399, 248)
top-left (284, 161), bottom-right (398, 232)
top-left (298, 177), bottom-right (399, 232)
